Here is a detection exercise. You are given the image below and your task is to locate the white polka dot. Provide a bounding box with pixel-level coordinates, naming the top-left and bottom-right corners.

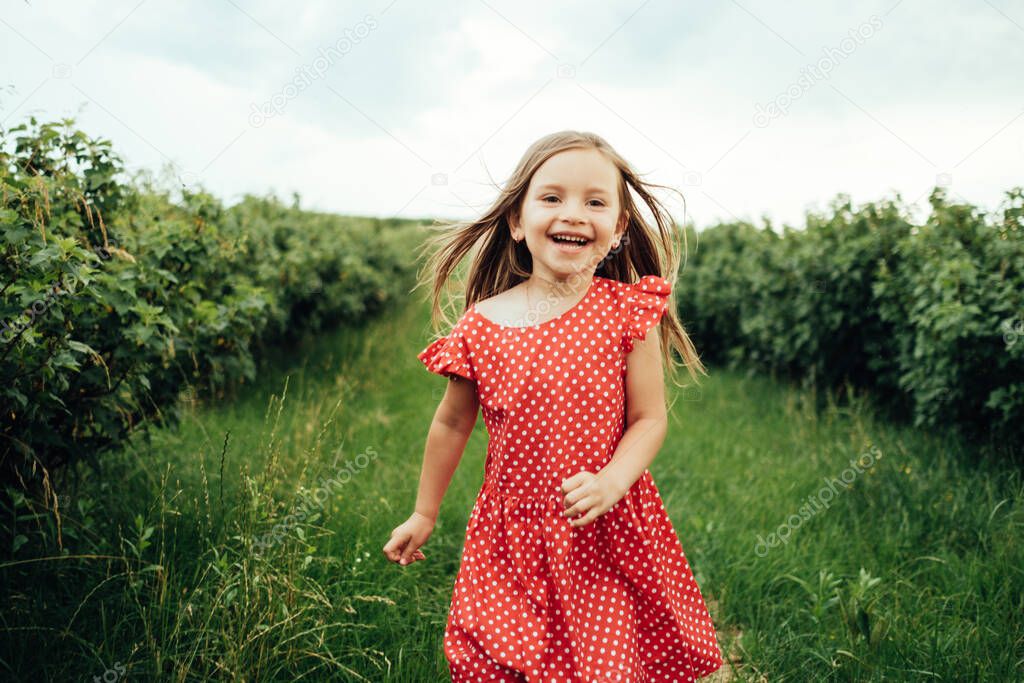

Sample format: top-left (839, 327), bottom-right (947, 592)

top-left (418, 275), bottom-right (724, 681)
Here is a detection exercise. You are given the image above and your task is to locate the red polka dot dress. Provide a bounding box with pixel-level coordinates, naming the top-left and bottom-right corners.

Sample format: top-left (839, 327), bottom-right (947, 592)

top-left (418, 274), bottom-right (724, 682)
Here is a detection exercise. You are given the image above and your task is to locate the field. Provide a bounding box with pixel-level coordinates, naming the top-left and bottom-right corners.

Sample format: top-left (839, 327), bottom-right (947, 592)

top-left (2, 293), bottom-right (1020, 681)
top-left (4, 4), bottom-right (1023, 678)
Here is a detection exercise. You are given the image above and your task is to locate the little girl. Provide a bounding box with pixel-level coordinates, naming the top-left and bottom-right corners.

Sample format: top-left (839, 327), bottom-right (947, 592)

top-left (383, 131), bottom-right (725, 682)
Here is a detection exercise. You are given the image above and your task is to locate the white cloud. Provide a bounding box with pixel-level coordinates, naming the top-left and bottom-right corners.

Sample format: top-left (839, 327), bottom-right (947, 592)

top-left (0, 0), bottom-right (1020, 230)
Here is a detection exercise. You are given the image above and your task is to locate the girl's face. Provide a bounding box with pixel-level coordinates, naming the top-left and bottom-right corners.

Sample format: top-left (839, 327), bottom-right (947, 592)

top-left (512, 147), bottom-right (625, 281)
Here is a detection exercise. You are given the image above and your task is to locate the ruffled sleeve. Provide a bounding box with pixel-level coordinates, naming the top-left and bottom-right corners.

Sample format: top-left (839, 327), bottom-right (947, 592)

top-left (622, 275), bottom-right (672, 354)
top-left (417, 316), bottom-right (476, 382)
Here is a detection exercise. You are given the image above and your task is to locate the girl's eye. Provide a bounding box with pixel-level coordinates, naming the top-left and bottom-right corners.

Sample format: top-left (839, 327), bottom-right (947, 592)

top-left (541, 196), bottom-right (605, 207)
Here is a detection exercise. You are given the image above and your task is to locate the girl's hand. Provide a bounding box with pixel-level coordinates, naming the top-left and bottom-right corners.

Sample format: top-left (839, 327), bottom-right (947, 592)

top-left (560, 471), bottom-right (623, 528)
top-left (383, 511), bottom-right (434, 566)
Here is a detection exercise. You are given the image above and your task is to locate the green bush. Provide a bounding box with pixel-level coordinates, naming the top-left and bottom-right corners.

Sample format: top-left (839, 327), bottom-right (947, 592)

top-left (678, 188), bottom-right (1024, 451)
top-left (0, 117), bottom-right (420, 486)
top-left (873, 188), bottom-right (1024, 442)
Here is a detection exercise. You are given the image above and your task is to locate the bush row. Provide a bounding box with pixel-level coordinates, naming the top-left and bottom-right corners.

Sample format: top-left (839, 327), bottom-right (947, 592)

top-left (0, 117), bottom-right (421, 485)
top-left (676, 187), bottom-right (1024, 452)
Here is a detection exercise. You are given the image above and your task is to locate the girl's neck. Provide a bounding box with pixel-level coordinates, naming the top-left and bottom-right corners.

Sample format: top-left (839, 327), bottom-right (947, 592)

top-left (523, 270), bottom-right (593, 298)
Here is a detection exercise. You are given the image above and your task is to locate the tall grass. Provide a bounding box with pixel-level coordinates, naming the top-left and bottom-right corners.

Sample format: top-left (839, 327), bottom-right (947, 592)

top-left (1, 297), bottom-right (1020, 680)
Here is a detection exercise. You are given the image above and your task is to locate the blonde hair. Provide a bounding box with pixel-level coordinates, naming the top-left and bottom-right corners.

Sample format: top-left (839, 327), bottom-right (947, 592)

top-left (414, 130), bottom-right (706, 388)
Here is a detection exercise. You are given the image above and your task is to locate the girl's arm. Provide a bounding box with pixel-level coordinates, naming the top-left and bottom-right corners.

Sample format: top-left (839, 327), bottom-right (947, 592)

top-left (595, 327), bottom-right (669, 499)
top-left (413, 376), bottom-right (480, 522)
top-left (384, 376), bottom-right (478, 566)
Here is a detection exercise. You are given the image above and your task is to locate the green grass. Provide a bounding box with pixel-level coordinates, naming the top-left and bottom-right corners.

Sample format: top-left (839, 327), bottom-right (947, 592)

top-left (1, 296), bottom-right (1021, 681)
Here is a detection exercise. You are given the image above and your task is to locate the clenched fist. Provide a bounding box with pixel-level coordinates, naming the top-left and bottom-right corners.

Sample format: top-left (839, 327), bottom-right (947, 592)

top-left (383, 511), bottom-right (434, 566)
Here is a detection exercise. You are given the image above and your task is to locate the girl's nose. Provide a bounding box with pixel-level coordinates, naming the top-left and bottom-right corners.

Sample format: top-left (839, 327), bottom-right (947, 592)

top-left (559, 205), bottom-right (585, 225)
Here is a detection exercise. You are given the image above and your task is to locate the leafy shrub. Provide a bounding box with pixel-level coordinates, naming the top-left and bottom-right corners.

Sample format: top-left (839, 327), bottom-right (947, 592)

top-left (0, 117), bottom-right (420, 486)
top-left (677, 187), bottom-right (1024, 451)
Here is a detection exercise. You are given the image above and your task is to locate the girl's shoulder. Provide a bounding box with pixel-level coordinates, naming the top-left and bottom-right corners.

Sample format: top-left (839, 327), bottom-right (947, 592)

top-left (596, 274), bottom-right (672, 309)
top-left (417, 306), bottom-right (479, 382)
top-left (599, 274), bottom-right (672, 353)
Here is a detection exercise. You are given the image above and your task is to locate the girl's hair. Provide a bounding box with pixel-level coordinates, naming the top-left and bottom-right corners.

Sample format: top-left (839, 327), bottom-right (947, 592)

top-left (415, 129), bottom-right (706, 388)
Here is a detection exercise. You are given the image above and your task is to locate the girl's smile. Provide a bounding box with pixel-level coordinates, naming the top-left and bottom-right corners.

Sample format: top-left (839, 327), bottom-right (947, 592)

top-left (547, 230), bottom-right (593, 254)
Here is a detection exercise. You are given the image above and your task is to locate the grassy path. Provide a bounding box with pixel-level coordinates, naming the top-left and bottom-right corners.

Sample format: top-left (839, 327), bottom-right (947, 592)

top-left (3, 295), bottom-right (1021, 680)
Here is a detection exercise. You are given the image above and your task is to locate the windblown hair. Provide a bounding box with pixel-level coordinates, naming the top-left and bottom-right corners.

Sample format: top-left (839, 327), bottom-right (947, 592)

top-left (414, 130), bottom-right (706, 388)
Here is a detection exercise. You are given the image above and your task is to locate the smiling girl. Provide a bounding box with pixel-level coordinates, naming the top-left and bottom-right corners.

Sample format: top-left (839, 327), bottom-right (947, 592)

top-left (383, 130), bottom-right (724, 682)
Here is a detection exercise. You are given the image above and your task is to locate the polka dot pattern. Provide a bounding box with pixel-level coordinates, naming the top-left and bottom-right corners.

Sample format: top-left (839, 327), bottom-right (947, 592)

top-left (622, 276), bottom-right (672, 354)
top-left (418, 275), bottom-right (724, 682)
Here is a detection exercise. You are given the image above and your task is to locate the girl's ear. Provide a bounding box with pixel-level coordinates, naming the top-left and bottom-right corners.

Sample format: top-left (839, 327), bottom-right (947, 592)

top-left (509, 212), bottom-right (522, 242)
top-left (610, 212), bottom-right (628, 250)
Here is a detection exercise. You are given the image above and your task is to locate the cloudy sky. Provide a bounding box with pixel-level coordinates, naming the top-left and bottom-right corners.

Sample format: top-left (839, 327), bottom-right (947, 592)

top-left (2, 0), bottom-right (1021, 229)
